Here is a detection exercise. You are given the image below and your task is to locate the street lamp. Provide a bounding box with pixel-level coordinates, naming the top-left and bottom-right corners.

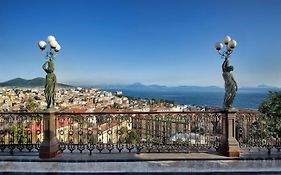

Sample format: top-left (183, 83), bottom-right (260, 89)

top-left (38, 35), bottom-right (61, 109)
top-left (215, 35), bottom-right (238, 108)
top-left (38, 36), bottom-right (61, 159)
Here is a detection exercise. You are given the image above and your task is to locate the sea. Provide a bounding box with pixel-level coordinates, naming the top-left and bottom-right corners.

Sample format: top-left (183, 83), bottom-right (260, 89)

top-left (105, 89), bottom-right (268, 110)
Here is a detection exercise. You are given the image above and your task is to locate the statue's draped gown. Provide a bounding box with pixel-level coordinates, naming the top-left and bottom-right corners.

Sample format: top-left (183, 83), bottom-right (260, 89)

top-left (43, 59), bottom-right (56, 109)
top-left (222, 58), bottom-right (237, 108)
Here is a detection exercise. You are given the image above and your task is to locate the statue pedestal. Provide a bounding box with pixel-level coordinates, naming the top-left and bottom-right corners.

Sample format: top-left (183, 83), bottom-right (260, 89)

top-left (219, 108), bottom-right (240, 157)
top-left (39, 109), bottom-right (59, 159)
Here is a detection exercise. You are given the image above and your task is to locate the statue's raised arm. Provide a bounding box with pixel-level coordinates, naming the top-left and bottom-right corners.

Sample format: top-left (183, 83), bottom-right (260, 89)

top-left (42, 61), bottom-right (49, 73)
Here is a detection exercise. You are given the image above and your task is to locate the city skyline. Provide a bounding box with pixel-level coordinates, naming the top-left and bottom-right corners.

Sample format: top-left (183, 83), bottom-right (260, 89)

top-left (0, 0), bottom-right (281, 87)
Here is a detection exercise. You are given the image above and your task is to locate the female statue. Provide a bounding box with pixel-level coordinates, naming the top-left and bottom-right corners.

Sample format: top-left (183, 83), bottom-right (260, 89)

top-left (222, 57), bottom-right (237, 108)
top-left (42, 52), bottom-right (56, 109)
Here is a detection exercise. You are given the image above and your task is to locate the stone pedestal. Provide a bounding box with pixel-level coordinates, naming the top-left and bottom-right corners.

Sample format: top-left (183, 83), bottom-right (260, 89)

top-left (39, 110), bottom-right (59, 159)
top-left (219, 109), bottom-right (240, 157)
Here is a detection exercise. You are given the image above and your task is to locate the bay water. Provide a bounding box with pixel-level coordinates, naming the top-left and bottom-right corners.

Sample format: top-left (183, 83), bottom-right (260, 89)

top-left (106, 89), bottom-right (268, 109)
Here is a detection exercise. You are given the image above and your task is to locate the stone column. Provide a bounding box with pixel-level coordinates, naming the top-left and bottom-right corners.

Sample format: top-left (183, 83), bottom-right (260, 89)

top-left (39, 110), bottom-right (58, 159)
top-left (219, 109), bottom-right (240, 157)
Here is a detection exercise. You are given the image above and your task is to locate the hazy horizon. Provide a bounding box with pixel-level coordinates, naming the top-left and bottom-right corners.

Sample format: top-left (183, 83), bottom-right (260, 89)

top-left (1, 76), bottom-right (281, 89)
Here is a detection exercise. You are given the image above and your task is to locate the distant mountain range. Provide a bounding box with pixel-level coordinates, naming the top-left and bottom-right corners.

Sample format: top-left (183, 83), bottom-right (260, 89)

top-left (97, 82), bottom-right (281, 93)
top-left (97, 83), bottom-right (224, 92)
top-left (0, 78), bottom-right (72, 88)
top-left (0, 78), bottom-right (280, 93)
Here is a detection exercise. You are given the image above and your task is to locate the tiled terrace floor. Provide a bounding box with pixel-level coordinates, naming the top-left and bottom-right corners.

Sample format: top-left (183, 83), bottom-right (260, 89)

top-left (0, 150), bottom-right (281, 174)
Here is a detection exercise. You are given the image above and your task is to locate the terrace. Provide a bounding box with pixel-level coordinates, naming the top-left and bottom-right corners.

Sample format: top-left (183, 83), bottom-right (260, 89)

top-left (1, 110), bottom-right (281, 174)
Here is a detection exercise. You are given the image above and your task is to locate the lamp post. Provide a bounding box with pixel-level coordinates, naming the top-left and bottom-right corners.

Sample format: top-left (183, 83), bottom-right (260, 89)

top-left (215, 35), bottom-right (238, 109)
top-left (38, 35), bottom-right (61, 109)
top-left (215, 36), bottom-right (240, 157)
top-left (38, 35), bottom-right (61, 158)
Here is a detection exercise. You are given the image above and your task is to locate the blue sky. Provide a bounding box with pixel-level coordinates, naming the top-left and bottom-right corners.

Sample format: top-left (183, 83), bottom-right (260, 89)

top-left (0, 0), bottom-right (281, 87)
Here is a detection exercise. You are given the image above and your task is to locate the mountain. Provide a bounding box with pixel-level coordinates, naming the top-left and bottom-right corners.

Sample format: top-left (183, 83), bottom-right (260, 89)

top-left (0, 78), bottom-right (72, 88)
top-left (239, 86), bottom-right (281, 93)
top-left (99, 82), bottom-right (224, 92)
top-left (99, 82), bottom-right (281, 93)
top-left (4, 77), bottom-right (277, 93)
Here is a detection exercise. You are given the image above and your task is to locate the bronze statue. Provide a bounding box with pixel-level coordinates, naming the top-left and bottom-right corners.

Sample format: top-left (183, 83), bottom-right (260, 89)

top-left (215, 36), bottom-right (238, 108)
top-left (222, 57), bottom-right (237, 108)
top-left (42, 52), bottom-right (56, 109)
top-left (38, 35), bottom-right (61, 110)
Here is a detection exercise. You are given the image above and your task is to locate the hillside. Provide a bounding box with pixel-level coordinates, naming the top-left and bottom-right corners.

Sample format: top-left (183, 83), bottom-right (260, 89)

top-left (0, 78), bottom-right (72, 88)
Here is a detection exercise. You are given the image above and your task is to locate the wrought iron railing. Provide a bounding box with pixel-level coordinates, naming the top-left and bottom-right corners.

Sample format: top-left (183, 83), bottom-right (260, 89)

top-left (55, 112), bottom-right (223, 154)
top-left (1, 110), bottom-right (280, 156)
top-left (0, 112), bottom-right (44, 154)
top-left (236, 111), bottom-right (281, 153)
top-left (0, 111), bottom-right (222, 154)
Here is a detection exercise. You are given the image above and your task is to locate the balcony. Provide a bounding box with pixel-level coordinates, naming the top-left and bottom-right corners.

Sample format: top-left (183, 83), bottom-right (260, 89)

top-left (1, 110), bottom-right (280, 156)
top-left (0, 110), bottom-right (281, 173)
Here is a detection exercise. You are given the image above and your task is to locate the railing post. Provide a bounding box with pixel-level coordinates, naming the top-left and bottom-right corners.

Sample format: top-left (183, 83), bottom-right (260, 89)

top-left (219, 109), bottom-right (240, 157)
top-left (39, 110), bottom-right (58, 159)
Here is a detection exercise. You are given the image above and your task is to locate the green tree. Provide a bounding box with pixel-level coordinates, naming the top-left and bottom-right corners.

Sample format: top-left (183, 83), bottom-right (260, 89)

top-left (26, 97), bottom-right (40, 112)
top-left (119, 126), bottom-right (128, 143)
top-left (128, 129), bottom-right (139, 144)
top-left (112, 102), bottom-right (121, 109)
top-left (119, 127), bottom-right (139, 144)
top-left (7, 125), bottom-right (28, 144)
top-left (259, 91), bottom-right (281, 137)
